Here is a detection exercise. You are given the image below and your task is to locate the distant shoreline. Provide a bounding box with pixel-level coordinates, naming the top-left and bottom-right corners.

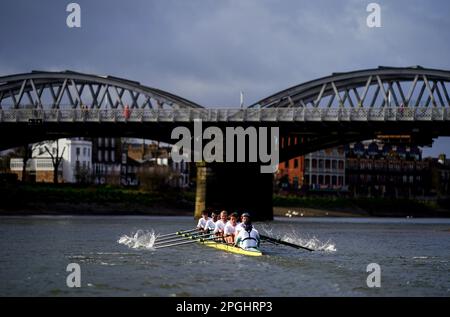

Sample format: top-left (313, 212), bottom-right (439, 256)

top-left (1, 205), bottom-right (449, 218)
top-left (1, 183), bottom-right (449, 218)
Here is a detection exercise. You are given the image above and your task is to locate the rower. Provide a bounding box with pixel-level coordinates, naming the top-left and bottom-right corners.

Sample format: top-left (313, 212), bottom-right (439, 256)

top-left (235, 213), bottom-right (260, 250)
top-left (204, 210), bottom-right (219, 233)
top-left (196, 209), bottom-right (210, 232)
top-left (213, 210), bottom-right (228, 239)
top-left (223, 212), bottom-right (238, 244)
top-left (235, 212), bottom-right (245, 236)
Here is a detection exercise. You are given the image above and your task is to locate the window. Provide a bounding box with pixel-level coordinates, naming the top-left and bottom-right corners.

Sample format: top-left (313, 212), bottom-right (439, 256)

top-left (294, 159), bottom-right (299, 169)
top-left (325, 175), bottom-right (330, 185)
top-left (111, 150), bottom-right (115, 162)
top-left (88, 148), bottom-right (90, 157)
top-left (312, 159), bottom-right (317, 168)
top-left (83, 147), bottom-right (87, 156)
top-left (105, 138), bottom-right (109, 147)
top-left (312, 175), bottom-right (317, 184)
top-left (98, 138), bottom-right (102, 147)
top-left (332, 175), bottom-right (337, 186)
top-left (319, 160), bottom-right (324, 169)
top-left (285, 161), bottom-right (289, 169)
top-left (325, 160), bottom-right (331, 169)
top-left (111, 139), bottom-right (115, 147)
top-left (338, 160), bottom-right (344, 170)
top-left (319, 175), bottom-right (324, 185)
top-left (105, 150), bottom-right (109, 162)
top-left (332, 160), bottom-right (337, 169)
top-left (76, 147), bottom-right (80, 156)
top-left (338, 176), bottom-right (344, 186)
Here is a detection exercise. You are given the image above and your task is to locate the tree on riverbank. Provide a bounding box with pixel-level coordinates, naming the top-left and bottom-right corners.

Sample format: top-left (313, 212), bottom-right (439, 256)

top-left (43, 141), bottom-right (66, 184)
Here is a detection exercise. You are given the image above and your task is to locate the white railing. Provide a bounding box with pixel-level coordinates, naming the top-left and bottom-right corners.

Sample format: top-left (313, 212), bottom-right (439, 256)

top-left (0, 107), bottom-right (448, 123)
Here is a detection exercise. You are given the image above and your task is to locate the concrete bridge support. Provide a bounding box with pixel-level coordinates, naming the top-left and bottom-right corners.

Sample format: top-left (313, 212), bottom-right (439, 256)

top-left (194, 162), bottom-right (273, 221)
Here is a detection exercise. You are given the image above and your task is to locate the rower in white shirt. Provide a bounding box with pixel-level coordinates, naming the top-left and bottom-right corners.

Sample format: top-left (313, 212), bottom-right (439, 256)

top-left (213, 210), bottom-right (228, 238)
top-left (235, 213), bottom-right (245, 236)
top-left (196, 210), bottom-right (210, 232)
top-left (235, 213), bottom-right (260, 250)
top-left (223, 212), bottom-right (238, 244)
top-left (204, 210), bottom-right (219, 232)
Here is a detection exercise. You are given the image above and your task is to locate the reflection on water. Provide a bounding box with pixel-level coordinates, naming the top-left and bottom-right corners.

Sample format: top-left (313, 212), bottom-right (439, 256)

top-left (0, 216), bottom-right (449, 296)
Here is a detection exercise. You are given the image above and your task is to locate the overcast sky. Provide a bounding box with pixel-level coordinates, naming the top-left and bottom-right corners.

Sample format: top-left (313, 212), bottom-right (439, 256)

top-left (0, 0), bottom-right (449, 156)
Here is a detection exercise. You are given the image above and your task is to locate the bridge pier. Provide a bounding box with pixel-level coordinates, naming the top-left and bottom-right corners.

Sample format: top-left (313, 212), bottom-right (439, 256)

top-left (194, 162), bottom-right (208, 219)
top-left (194, 162), bottom-right (273, 221)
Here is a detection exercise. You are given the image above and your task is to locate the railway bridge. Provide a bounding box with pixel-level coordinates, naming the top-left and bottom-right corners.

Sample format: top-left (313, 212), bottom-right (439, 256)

top-left (1, 66), bottom-right (450, 220)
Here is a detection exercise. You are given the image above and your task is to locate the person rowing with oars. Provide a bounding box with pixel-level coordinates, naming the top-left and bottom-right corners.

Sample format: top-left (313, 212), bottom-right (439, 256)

top-left (204, 210), bottom-right (219, 233)
top-left (223, 212), bottom-right (239, 244)
top-left (196, 209), bottom-right (210, 232)
top-left (235, 212), bottom-right (260, 250)
top-left (235, 212), bottom-right (245, 237)
top-left (213, 210), bottom-right (228, 241)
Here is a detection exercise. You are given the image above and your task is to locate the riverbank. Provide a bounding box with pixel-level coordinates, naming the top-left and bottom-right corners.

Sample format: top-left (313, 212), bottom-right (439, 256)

top-left (1, 183), bottom-right (449, 217)
top-left (0, 183), bottom-right (194, 216)
top-left (273, 194), bottom-right (450, 218)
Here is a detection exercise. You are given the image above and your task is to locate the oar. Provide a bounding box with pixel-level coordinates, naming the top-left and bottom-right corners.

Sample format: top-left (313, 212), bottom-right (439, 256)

top-left (156, 228), bottom-right (198, 239)
top-left (154, 233), bottom-right (212, 245)
top-left (155, 230), bottom-right (208, 243)
top-left (260, 234), bottom-right (314, 252)
top-left (154, 236), bottom-right (220, 249)
top-left (261, 238), bottom-right (279, 246)
top-left (155, 232), bottom-right (199, 243)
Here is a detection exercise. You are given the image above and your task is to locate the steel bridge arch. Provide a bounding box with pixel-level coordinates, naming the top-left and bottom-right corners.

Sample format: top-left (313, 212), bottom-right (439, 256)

top-left (249, 66), bottom-right (450, 109)
top-left (0, 70), bottom-right (203, 110)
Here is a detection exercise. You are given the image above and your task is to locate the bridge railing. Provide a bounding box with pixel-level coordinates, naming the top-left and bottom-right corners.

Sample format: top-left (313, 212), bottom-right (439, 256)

top-left (0, 107), bottom-right (448, 123)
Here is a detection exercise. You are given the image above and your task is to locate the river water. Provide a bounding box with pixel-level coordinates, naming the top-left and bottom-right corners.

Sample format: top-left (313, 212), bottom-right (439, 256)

top-left (0, 216), bottom-right (449, 296)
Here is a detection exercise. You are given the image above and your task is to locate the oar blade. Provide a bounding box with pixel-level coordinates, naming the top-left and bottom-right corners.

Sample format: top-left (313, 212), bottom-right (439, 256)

top-left (260, 234), bottom-right (314, 252)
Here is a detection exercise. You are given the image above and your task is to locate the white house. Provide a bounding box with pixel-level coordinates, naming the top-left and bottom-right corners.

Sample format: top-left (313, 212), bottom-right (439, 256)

top-left (10, 138), bottom-right (92, 183)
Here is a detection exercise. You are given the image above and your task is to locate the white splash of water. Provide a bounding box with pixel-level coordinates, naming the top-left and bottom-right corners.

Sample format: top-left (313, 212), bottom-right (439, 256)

top-left (284, 235), bottom-right (337, 252)
top-left (117, 229), bottom-right (157, 249)
top-left (260, 225), bottom-right (337, 252)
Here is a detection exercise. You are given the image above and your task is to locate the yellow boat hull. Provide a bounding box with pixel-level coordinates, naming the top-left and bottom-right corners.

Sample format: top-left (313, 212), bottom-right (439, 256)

top-left (179, 232), bottom-right (263, 256)
top-left (201, 240), bottom-right (262, 256)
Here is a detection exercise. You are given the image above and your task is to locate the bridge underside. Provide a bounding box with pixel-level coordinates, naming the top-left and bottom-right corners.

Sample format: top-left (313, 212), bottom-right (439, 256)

top-left (195, 163), bottom-right (274, 221)
top-left (1, 120), bottom-right (449, 156)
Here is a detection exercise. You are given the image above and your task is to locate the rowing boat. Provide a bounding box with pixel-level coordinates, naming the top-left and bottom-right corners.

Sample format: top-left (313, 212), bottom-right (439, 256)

top-left (178, 232), bottom-right (263, 257)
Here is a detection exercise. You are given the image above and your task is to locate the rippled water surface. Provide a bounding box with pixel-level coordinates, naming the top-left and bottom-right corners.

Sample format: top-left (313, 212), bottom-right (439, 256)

top-left (0, 216), bottom-right (449, 296)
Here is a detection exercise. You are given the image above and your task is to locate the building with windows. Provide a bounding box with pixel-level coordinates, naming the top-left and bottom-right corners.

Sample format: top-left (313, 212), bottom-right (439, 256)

top-left (91, 137), bottom-right (121, 185)
top-left (277, 156), bottom-right (305, 190)
top-left (10, 138), bottom-right (92, 183)
top-left (427, 154), bottom-right (450, 197)
top-left (345, 141), bottom-right (429, 198)
top-left (304, 147), bottom-right (346, 191)
top-left (171, 159), bottom-right (191, 188)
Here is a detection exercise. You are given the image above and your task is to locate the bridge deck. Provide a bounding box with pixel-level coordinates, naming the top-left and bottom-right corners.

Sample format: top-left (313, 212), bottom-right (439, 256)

top-left (1, 107), bottom-right (449, 123)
